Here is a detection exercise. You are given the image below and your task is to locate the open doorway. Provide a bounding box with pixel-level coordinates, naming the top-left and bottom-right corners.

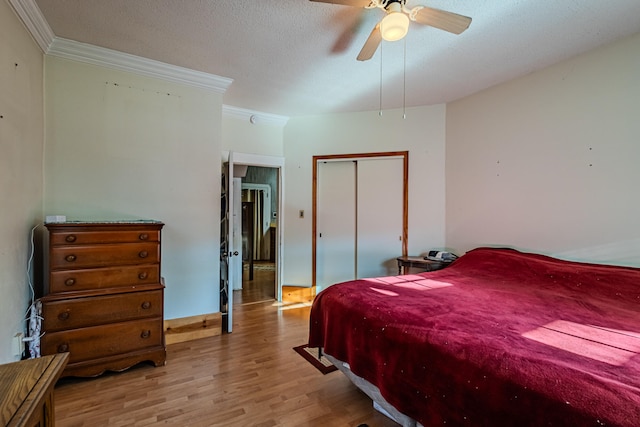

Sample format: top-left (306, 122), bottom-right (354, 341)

top-left (220, 151), bottom-right (284, 333)
top-left (236, 167), bottom-right (278, 305)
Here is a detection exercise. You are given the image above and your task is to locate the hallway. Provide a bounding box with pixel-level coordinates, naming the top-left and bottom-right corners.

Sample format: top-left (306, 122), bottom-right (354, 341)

top-left (234, 261), bottom-right (276, 305)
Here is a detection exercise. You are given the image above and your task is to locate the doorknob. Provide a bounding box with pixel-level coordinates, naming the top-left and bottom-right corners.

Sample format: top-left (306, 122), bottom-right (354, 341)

top-left (232, 251), bottom-right (239, 256)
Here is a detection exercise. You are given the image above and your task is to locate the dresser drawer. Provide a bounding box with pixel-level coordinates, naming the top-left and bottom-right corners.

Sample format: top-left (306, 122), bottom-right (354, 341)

top-left (40, 318), bottom-right (163, 364)
top-left (49, 264), bottom-right (160, 294)
top-left (42, 290), bottom-right (163, 332)
top-left (50, 229), bottom-right (160, 245)
top-left (50, 242), bottom-right (160, 270)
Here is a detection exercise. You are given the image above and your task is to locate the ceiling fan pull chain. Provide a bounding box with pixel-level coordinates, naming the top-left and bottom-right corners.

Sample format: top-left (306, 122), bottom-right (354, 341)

top-left (403, 36), bottom-right (407, 119)
top-left (379, 42), bottom-right (383, 116)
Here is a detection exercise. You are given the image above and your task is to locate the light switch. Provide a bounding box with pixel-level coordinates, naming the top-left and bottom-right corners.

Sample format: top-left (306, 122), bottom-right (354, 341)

top-left (299, 210), bottom-right (304, 218)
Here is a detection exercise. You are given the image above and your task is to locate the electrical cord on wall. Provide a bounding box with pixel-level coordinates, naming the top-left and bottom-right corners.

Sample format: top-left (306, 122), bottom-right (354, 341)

top-left (23, 223), bottom-right (44, 358)
top-left (26, 224), bottom-right (37, 305)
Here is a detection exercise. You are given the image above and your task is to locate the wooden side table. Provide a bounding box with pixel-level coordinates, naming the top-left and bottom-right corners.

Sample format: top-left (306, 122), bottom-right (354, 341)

top-left (0, 352), bottom-right (69, 426)
top-left (396, 256), bottom-right (451, 275)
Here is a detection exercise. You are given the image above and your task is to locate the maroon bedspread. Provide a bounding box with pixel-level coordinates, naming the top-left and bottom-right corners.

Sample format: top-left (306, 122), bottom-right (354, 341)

top-left (309, 248), bottom-right (640, 426)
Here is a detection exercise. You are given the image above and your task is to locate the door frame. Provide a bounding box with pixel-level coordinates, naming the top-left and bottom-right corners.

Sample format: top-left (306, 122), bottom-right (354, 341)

top-left (312, 151), bottom-right (409, 287)
top-left (223, 151), bottom-right (285, 302)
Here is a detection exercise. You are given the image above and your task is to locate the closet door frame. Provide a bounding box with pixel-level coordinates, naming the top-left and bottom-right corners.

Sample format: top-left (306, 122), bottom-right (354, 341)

top-left (312, 151), bottom-right (409, 287)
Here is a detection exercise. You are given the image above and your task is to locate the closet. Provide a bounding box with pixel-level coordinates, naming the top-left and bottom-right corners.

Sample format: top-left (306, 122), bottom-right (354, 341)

top-left (313, 152), bottom-right (408, 290)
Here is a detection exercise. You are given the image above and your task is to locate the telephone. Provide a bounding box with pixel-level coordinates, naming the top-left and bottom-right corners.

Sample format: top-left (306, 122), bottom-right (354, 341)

top-left (425, 250), bottom-right (458, 262)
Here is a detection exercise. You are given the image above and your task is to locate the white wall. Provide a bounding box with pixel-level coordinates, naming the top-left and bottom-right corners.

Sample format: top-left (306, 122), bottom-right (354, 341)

top-left (282, 105), bottom-right (446, 286)
top-left (221, 114), bottom-right (284, 156)
top-left (0, 1), bottom-right (44, 363)
top-left (44, 56), bottom-right (223, 320)
top-left (446, 32), bottom-right (640, 266)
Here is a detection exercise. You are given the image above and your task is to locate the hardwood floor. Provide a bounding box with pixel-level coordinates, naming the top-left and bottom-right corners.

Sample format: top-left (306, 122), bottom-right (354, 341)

top-left (53, 288), bottom-right (399, 426)
top-left (234, 261), bottom-right (276, 305)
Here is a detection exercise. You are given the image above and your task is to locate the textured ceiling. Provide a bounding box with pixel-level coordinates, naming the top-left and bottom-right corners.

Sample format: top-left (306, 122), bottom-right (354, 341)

top-left (33, 0), bottom-right (640, 117)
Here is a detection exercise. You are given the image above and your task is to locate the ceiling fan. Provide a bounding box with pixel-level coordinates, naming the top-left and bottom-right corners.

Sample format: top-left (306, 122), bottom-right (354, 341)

top-left (310, 0), bottom-right (472, 61)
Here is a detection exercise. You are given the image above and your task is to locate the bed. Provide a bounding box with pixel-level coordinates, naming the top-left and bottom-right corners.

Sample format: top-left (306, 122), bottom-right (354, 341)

top-left (309, 247), bottom-right (640, 426)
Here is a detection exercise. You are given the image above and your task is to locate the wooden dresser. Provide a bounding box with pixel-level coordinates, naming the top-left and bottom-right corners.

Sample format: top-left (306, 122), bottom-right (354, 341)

top-left (0, 353), bottom-right (68, 427)
top-left (40, 221), bottom-right (165, 378)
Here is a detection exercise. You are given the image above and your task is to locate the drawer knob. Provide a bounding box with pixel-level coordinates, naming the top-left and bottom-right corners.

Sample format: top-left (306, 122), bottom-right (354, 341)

top-left (139, 251), bottom-right (148, 258)
top-left (139, 233), bottom-right (149, 241)
top-left (65, 254), bottom-right (76, 262)
top-left (64, 278), bottom-right (76, 286)
top-left (141, 301), bottom-right (151, 310)
top-left (138, 272), bottom-right (148, 280)
top-left (140, 330), bottom-right (151, 339)
top-left (58, 312), bottom-right (70, 320)
top-left (58, 343), bottom-right (69, 353)
top-left (65, 235), bottom-right (77, 242)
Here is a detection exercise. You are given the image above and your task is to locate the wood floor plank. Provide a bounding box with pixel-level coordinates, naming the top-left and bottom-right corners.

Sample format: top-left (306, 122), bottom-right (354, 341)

top-left (54, 276), bottom-right (399, 426)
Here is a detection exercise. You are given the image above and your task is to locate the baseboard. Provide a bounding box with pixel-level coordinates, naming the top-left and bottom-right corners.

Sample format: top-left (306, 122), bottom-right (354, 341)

top-left (164, 312), bottom-right (222, 345)
top-left (282, 285), bottom-right (316, 304)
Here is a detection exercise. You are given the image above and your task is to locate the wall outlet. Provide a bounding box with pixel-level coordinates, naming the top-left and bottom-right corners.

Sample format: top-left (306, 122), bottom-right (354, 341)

top-left (12, 332), bottom-right (24, 357)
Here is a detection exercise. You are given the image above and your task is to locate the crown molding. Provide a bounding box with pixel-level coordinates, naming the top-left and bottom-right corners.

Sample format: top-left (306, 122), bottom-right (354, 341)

top-left (223, 105), bottom-right (289, 127)
top-left (47, 38), bottom-right (233, 93)
top-left (8, 0), bottom-right (288, 124)
top-left (8, 0), bottom-right (54, 52)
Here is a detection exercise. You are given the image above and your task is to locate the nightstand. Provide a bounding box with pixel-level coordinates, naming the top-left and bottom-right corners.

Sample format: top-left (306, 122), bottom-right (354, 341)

top-left (396, 256), bottom-right (451, 275)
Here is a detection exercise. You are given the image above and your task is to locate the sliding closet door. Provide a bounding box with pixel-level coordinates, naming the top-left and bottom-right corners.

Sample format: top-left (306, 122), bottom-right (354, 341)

top-left (316, 155), bottom-right (405, 289)
top-left (356, 158), bottom-right (404, 278)
top-left (316, 161), bottom-right (356, 290)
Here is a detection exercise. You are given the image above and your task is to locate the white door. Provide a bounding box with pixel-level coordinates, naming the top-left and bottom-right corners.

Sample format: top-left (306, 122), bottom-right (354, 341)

top-left (231, 178), bottom-right (243, 290)
top-left (317, 161), bottom-right (357, 290)
top-left (220, 154), bottom-right (238, 333)
top-left (316, 156), bottom-right (404, 289)
top-left (356, 158), bottom-right (404, 278)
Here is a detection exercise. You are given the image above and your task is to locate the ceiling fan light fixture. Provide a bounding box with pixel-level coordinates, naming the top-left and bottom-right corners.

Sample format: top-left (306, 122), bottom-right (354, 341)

top-left (380, 11), bottom-right (409, 41)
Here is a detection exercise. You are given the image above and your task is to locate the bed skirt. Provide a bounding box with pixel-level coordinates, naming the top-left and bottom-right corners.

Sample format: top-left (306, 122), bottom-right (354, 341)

top-left (324, 353), bottom-right (423, 427)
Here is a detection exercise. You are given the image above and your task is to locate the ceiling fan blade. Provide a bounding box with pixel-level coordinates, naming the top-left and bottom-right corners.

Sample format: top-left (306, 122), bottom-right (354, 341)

top-left (309, 0), bottom-right (372, 7)
top-left (331, 10), bottom-right (365, 54)
top-left (412, 7), bottom-right (472, 34)
top-left (357, 23), bottom-right (382, 61)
